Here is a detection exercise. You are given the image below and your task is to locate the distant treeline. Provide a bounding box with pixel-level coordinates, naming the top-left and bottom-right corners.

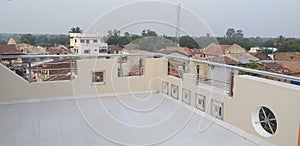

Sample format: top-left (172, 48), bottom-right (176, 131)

top-left (1, 30), bottom-right (300, 52)
top-left (0, 33), bottom-right (69, 47)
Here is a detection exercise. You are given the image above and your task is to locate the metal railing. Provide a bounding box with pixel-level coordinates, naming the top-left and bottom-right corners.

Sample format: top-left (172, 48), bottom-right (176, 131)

top-left (1, 53), bottom-right (300, 93)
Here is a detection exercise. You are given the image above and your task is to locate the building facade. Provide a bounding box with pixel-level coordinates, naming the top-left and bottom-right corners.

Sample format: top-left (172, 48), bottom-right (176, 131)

top-left (69, 32), bottom-right (108, 55)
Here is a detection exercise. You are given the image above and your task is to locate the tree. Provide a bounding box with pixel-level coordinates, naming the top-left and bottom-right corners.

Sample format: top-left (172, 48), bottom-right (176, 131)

top-left (118, 36), bottom-right (130, 48)
top-left (261, 49), bottom-right (273, 55)
top-left (179, 36), bottom-right (199, 49)
top-left (20, 34), bottom-right (36, 45)
top-left (235, 30), bottom-right (244, 39)
top-left (226, 28), bottom-right (235, 38)
top-left (130, 34), bottom-right (143, 42)
top-left (141, 29), bottom-right (158, 37)
top-left (69, 27), bottom-right (82, 33)
top-left (106, 29), bottom-right (121, 45)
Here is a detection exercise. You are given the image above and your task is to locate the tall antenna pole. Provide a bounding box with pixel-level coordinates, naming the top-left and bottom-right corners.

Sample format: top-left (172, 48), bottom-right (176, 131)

top-left (175, 3), bottom-right (181, 46)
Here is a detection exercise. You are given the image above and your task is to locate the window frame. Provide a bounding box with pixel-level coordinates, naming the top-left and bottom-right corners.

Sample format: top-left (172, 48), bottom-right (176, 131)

top-left (195, 93), bottom-right (206, 111)
top-left (91, 71), bottom-right (105, 85)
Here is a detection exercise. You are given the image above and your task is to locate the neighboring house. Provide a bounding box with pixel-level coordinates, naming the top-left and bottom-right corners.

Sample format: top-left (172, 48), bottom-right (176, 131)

top-left (249, 52), bottom-right (270, 60)
top-left (249, 47), bottom-right (277, 53)
top-left (17, 43), bottom-right (47, 54)
top-left (0, 44), bottom-right (22, 56)
top-left (69, 32), bottom-right (108, 55)
top-left (108, 45), bottom-right (122, 54)
top-left (274, 52), bottom-right (300, 62)
top-left (5, 37), bottom-right (46, 55)
top-left (159, 47), bottom-right (192, 78)
top-left (257, 61), bottom-right (300, 83)
top-left (204, 43), bottom-right (259, 64)
top-left (192, 49), bottom-right (205, 58)
top-left (0, 44), bottom-right (24, 77)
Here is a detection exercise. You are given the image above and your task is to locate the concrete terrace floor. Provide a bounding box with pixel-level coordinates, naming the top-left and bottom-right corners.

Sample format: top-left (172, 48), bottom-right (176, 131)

top-left (0, 93), bottom-right (272, 146)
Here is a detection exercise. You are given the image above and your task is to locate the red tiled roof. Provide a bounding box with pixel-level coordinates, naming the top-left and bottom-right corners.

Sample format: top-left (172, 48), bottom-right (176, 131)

top-left (260, 61), bottom-right (300, 75)
top-left (249, 52), bottom-right (270, 60)
top-left (0, 44), bottom-right (22, 55)
top-left (277, 61), bottom-right (300, 74)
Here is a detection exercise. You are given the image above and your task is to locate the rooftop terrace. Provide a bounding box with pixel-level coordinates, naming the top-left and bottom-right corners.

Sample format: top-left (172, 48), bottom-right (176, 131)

top-left (0, 53), bottom-right (299, 145)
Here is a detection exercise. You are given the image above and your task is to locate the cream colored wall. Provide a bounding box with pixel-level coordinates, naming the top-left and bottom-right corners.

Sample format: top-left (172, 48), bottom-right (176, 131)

top-left (73, 58), bottom-right (162, 96)
top-left (224, 75), bottom-right (300, 146)
top-left (158, 58), bottom-right (227, 116)
top-left (0, 58), bottom-right (164, 101)
top-left (0, 63), bottom-right (74, 100)
top-left (1, 57), bottom-right (299, 145)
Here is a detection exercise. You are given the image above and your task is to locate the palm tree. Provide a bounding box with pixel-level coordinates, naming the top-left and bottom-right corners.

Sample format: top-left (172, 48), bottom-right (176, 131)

top-left (69, 27), bottom-right (82, 33)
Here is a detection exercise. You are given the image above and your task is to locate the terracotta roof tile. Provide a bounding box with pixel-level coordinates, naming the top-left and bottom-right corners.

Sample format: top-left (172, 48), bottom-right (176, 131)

top-left (0, 44), bottom-right (22, 55)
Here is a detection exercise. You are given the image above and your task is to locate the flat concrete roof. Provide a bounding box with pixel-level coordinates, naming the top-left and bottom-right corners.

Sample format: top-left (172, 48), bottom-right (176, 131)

top-left (0, 93), bottom-right (272, 146)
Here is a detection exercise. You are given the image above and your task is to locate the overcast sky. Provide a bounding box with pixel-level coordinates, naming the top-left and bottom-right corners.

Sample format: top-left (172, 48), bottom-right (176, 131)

top-left (0, 0), bottom-right (299, 37)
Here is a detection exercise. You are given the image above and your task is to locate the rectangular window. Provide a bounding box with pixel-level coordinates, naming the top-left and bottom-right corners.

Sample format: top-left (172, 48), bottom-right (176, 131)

top-left (211, 100), bottom-right (224, 120)
top-left (93, 39), bottom-right (98, 43)
top-left (195, 93), bottom-right (206, 111)
top-left (171, 84), bottom-right (179, 99)
top-left (92, 71), bottom-right (105, 83)
top-left (182, 89), bottom-right (191, 105)
top-left (84, 50), bottom-right (90, 54)
top-left (86, 39), bottom-right (90, 44)
top-left (80, 39), bottom-right (85, 43)
top-left (162, 81), bottom-right (169, 95)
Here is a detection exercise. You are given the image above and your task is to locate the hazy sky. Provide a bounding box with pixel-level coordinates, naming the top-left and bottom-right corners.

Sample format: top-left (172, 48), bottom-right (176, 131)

top-left (1, 0), bottom-right (300, 37)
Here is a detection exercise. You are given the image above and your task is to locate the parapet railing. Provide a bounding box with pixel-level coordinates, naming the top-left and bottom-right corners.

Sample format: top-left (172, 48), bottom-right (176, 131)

top-left (1, 53), bottom-right (300, 94)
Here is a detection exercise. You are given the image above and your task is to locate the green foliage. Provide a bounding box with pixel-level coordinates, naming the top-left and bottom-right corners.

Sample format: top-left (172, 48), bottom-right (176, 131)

top-left (133, 36), bottom-right (176, 51)
top-left (20, 34), bottom-right (36, 45)
top-left (130, 35), bottom-right (143, 42)
top-left (69, 26), bottom-right (82, 33)
top-left (261, 49), bottom-right (273, 55)
top-left (226, 28), bottom-right (235, 38)
top-left (142, 29), bottom-right (158, 37)
top-left (179, 36), bottom-right (199, 49)
top-left (240, 62), bottom-right (259, 76)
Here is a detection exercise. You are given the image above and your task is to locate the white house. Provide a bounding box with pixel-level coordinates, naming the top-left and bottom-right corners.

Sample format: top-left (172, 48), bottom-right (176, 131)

top-left (249, 47), bottom-right (278, 53)
top-left (69, 32), bottom-right (108, 55)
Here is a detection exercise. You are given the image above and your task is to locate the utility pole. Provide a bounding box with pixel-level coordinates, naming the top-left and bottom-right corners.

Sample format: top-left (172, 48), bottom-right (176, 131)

top-left (175, 3), bottom-right (181, 46)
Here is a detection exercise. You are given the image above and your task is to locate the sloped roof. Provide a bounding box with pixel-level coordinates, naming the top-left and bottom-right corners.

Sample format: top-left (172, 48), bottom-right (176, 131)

top-left (47, 45), bottom-right (72, 55)
top-left (17, 43), bottom-right (46, 54)
top-left (260, 61), bottom-right (300, 75)
top-left (208, 56), bottom-right (240, 65)
top-left (277, 61), bottom-right (300, 74)
top-left (0, 44), bottom-right (22, 55)
top-left (229, 53), bottom-right (259, 64)
top-left (165, 47), bottom-right (192, 56)
top-left (249, 52), bottom-right (270, 60)
top-left (7, 37), bottom-right (16, 45)
top-left (204, 43), bottom-right (231, 56)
